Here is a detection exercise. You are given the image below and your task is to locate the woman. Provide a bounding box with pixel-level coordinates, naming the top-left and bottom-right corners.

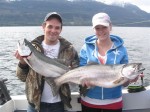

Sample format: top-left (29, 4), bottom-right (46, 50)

top-left (79, 12), bottom-right (129, 112)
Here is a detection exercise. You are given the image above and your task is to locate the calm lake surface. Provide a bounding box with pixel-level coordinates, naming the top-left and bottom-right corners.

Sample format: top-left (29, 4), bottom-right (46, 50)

top-left (0, 26), bottom-right (150, 95)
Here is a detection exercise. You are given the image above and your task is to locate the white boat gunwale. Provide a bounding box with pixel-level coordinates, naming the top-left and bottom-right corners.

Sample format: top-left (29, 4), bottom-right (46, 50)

top-left (1, 78), bottom-right (150, 112)
top-left (1, 86), bottom-right (150, 112)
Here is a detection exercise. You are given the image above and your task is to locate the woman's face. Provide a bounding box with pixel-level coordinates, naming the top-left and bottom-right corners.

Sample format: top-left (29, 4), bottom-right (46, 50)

top-left (94, 24), bottom-right (112, 41)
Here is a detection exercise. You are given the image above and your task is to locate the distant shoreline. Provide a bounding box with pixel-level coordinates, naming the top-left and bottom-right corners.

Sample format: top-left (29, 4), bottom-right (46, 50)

top-left (0, 25), bottom-right (149, 27)
top-left (0, 1), bottom-right (149, 27)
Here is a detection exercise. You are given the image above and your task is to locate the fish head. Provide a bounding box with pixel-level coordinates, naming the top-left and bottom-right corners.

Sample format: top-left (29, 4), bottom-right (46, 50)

top-left (122, 63), bottom-right (145, 80)
top-left (17, 39), bottom-right (31, 57)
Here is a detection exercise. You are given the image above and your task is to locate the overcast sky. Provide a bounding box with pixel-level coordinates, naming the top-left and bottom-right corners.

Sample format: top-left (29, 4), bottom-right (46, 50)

top-left (96, 0), bottom-right (150, 13)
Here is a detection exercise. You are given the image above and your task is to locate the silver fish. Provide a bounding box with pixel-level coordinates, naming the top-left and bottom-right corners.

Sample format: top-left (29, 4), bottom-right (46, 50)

top-left (45, 63), bottom-right (145, 94)
top-left (17, 38), bottom-right (69, 77)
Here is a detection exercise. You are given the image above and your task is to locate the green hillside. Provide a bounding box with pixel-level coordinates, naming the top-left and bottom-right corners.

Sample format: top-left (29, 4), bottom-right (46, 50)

top-left (0, 1), bottom-right (149, 26)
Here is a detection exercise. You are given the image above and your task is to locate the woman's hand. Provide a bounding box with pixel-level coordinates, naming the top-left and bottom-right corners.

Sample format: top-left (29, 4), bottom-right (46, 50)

top-left (123, 73), bottom-right (144, 87)
top-left (130, 73), bottom-right (144, 83)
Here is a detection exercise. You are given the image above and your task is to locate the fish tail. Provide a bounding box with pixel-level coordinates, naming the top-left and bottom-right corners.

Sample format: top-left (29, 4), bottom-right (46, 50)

top-left (45, 77), bottom-right (60, 96)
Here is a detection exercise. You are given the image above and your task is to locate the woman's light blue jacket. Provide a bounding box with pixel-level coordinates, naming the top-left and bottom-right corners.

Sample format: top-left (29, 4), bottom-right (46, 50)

top-left (79, 35), bottom-right (128, 100)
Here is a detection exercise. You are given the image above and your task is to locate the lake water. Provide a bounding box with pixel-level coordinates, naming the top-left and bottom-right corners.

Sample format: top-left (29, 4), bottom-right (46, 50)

top-left (0, 26), bottom-right (150, 95)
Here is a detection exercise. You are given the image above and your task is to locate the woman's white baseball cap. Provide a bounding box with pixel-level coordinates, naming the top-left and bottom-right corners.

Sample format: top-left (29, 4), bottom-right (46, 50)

top-left (92, 12), bottom-right (111, 28)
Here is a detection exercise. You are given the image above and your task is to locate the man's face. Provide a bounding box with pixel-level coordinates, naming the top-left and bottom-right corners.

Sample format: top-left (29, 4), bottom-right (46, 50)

top-left (43, 18), bottom-right (62, 45)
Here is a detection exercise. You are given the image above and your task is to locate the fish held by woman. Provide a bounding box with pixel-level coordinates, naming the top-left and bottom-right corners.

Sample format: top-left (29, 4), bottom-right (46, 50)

top-left (45, 63), bottom-right (145, 95)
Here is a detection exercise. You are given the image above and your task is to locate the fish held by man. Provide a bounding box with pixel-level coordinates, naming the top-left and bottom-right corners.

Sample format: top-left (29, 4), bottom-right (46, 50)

top-left (45, 63), bottom-right (145, 94)
top-left (17, 38), bottom-right (69, 77)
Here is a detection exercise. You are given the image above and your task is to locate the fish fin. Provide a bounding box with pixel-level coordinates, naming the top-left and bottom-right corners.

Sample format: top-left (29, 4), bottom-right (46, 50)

top-left (54, 59), bottom-right (70, 68)
top-left (17, 41), bottom-right (20, 46)
top-left (17, 39), bottom-right (31, 56)
top-left (113, 77), bottom-right (125, 84)
top-left (80, 77), bottom-right (93, 89)
top-left (80, 77), bottom-right (87, 86)
top-left (23, 58), bottom-right (32, 68)
top-left (54, 59), bottom-right (68, 64)
top-left (79, 85), bottom-right (90, 97)
top-left (45, 77), bottom-right (60, 96)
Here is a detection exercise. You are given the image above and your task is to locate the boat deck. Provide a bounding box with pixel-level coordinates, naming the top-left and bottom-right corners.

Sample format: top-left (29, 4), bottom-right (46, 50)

top-left (1, 93), bottom-right (150, 112)
top-left (1, 79), bottom-right (150, 112)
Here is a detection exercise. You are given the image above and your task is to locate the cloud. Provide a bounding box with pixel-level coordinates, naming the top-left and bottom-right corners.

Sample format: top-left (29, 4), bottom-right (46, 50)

top-left (129, 0), bottom-right (150, 13)
top-left (96, 0), bottom-right (150, 13)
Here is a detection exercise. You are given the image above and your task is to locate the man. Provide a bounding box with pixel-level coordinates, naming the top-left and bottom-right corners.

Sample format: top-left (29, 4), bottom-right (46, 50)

top-left (15, 12), bottom-right (79, 112)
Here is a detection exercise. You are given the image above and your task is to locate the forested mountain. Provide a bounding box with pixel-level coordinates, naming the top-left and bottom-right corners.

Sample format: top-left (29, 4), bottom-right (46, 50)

top-left (0, 0), bottom-right (149, 26)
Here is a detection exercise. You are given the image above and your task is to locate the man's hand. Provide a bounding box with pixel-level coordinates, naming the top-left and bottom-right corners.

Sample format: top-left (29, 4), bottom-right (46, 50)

top-left (14, 50), bottom-right (26, 65)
